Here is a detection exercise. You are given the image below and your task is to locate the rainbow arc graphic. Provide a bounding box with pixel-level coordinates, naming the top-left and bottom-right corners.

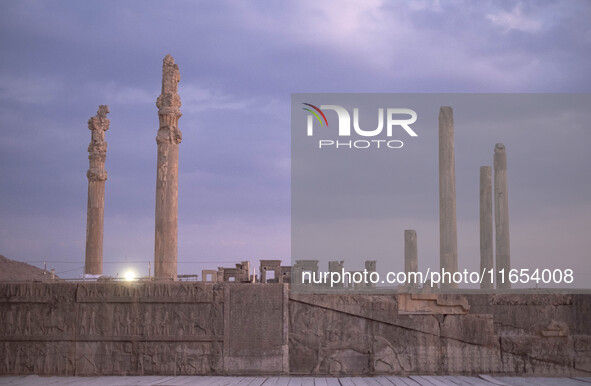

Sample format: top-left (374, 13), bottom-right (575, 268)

top-left (302, 103), bottom-right (328, 126)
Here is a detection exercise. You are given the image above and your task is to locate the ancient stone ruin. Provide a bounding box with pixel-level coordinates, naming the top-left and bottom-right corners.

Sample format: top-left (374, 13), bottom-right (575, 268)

top-left (2, 56), bottom-right (589, 377)
top-left (154, 55), bottom-right (183, 281)
top-left (438, 106), bottom-right (458, 288)
top-left (84, 105), bottom-right (110, 276)
top-left (480, 166), bottom-right (494, 289)
top-left (0, 283), bottom-right (590, 376)
top-left (494, 143), bottom-right (511, 289)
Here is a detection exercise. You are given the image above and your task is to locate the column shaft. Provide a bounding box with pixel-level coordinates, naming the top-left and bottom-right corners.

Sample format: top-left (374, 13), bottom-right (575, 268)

top-left (154, 55), bottom-right (182, 280)
top-left (494, 143), bottom-right (511, 289)
top-left (480, 166), bottom-right (494, 289)
top-left (404, 229), bottom-right (418, 274)
top-left (439, 106), bottom-right (458, 288)
top-left (85, 105), bottom-right (109, 276)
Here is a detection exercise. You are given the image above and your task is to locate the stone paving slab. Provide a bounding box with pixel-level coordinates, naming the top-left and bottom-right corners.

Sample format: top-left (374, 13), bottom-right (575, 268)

top-left (1, 376), bottom-right (591, 386)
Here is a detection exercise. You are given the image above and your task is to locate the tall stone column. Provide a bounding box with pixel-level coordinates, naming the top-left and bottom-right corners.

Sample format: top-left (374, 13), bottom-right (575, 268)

top-left (439, 106), bottom-right (458, 288)
top-left (154, 55), bottom-right (182, 280)
top-left (479, 166), bottom-right (494, 289)
top-left (85, 105), bottom-right (110, 276)
top-left (494, 143), bottom-right (511, 289)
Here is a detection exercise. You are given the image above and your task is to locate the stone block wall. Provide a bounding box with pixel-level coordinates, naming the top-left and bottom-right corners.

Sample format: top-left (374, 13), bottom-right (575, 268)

top-left (289, 293), bottom-right (591, 376)
top-left (0, 283), bottom-right (589, 376)
top-left (0, 282), bottom-right (287, 376)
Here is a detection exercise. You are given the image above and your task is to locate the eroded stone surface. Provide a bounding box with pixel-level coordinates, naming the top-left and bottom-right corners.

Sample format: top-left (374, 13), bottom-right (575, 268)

top-left (0, 284), bottom-right (590, 376)
top-left (494, 143), bottom-right (511, 289)
top-left (85, 105), bottom-right (109, 276)
top-left (480, 166), bottom-right (494, 289)
top-left (154, 55), bottom-right (182, 280)
top-left (398, 293), bottom-right (470, 315)
top-left (439, 106), bottom-right (458, 288)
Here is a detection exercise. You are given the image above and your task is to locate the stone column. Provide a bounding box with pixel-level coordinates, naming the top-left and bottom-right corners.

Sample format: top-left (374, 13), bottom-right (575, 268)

top-left (404, 230), bottom-right (418, 289)
top-left (85, 105), bottom-right (110, 276)
top-left (494, 143), bottom-right (511, 289)
top-left (154, 55), bottom-right (182, 280)
top-left (479, 166), bottom-right (494, 289)
top-left (404, 230), bottom-right (418, 274)
top-left (439, 106), bottom-right (458, 288)
top-left (365, 260), bottom-right (377, 288)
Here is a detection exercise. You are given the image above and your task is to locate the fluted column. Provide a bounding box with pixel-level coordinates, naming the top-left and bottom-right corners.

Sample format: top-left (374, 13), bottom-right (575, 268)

top-left (494, 143), bottom-right (511, 289)
top-left (480, 166), bottom-right (494, 289)
top-left (439, 106), bottom-right (458, 288)
top-left (154, 55), bottom-right (182, 280)
top-left (85, 105), bottom-right (110, 276)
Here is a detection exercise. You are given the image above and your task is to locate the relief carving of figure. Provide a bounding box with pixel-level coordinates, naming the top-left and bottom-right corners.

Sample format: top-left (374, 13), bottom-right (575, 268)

top-left (24, 310), bottom-right (31, 335)
top-left (89, 308), bottom-right (96, 335)
top-left (146, 309), bottom-right (153, 336)
top-left (14, 310), bottom-right (22, 335)
top-left (80, 308), bottom-right (88, 335)
top-left (153, 310), bottom-right (161, 336)
top-left (124, 311), bottom-right (132, 335)
top-left (136, 345), bottom-right (145, 375)
top-left (2, 343), bottom-right (9, 373)
top-left (113, 306), bottom-right (121, 335)
top-left (42, 343), bottom-right (51, 374)
top-left (112, 348), bottom-right (121, 374)
top-left (161, 311), bottom-right (170, 336)
top-left (159, 344), bottom-right (169, 373)
top-left (5, 308), bottom-right (13, 335)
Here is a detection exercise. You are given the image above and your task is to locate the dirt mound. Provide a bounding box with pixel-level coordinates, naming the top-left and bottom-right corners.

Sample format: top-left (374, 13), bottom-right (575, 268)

top-left (0, 254), bottom-right (59, 281)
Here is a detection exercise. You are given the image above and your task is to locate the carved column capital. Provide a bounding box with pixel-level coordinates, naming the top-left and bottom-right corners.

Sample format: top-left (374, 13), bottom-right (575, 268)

top-left (156, 126), bottom-right (183, 145)
top-left (87, 168), bottom-right (107, 182)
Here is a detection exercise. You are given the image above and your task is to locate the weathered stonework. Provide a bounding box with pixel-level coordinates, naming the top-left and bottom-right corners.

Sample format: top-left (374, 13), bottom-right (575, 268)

top-left (154, 55), bottom-right (182, 280)
top-left (292, 260), bottom-right (319, 287)
top-left (0, 284), bottom-right (589, 376)
top-left (480, 166), bottom-right (494, 289)
top-left (494, 143), bottom-right (511, 289)
top-left (328, 261), bottom-right (344, 289)
top-left (439, 107), bottom-right (458, 288)
top-left (85, 105), bottom-right (109, 276)
top-left (0, 283), bottom-right (285, 376)
top-left (404, 230), bottom-right (418, 291)
top-left (398, 293), bottom-right (470, 315)
top-left (260, 260), bottom-right (282, 283)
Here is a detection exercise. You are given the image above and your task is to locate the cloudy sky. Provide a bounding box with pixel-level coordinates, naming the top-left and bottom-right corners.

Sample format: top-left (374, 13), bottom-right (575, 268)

top-left (0, 0), bottom-right (590, 282)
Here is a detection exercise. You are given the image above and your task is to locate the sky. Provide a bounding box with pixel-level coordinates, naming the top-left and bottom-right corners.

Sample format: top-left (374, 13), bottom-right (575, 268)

top-left (0, 0), bottom-right (590, 281)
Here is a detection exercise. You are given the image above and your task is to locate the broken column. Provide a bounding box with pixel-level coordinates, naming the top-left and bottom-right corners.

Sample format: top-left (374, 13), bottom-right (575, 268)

top-left (154, 55), bottom-right (182, 280)
top-left (365, 260), bottom-right (377, 288)
top-left (84, 105), bottom-right (110, 276)
top-left (439, 106), bottom-right (458, 288)
top-left (494, 143), bottom-right (511, 289)
top-left (404, 229), bottom-right (418, 274)
top-left (480, 166), bottom-right (494, 289)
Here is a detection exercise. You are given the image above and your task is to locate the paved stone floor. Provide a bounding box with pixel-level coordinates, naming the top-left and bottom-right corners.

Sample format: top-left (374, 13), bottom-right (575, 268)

top-left (1, 376), bottom-right (591, 386)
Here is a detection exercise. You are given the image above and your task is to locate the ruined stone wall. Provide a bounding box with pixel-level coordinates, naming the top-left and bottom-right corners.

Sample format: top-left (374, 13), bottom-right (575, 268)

top-left (0, 282), bottom-right (287, 376)
top-left (289, 293), bottom-right (591, 376)
top-left (0, 283), bottom-right (589, 376)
